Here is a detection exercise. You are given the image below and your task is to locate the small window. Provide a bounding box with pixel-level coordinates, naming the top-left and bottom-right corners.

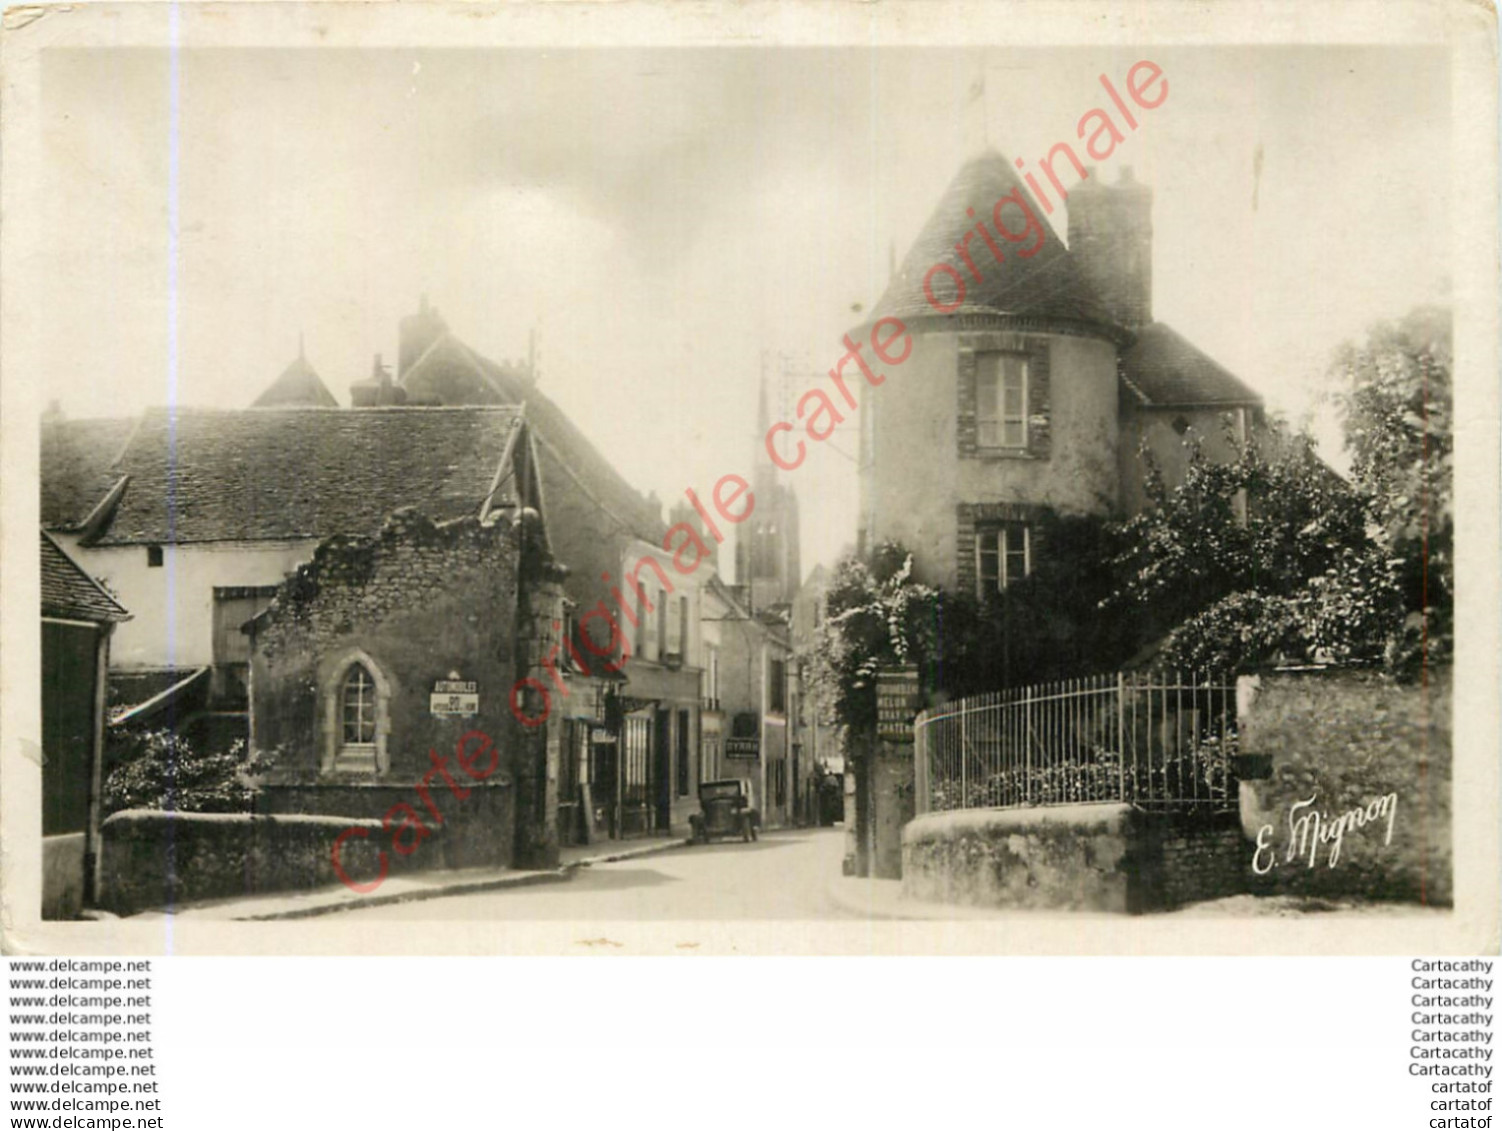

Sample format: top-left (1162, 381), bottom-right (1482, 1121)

top-left (768, 658), bottom-right (787, 714)
top-left (341, 664), bottom-right (378, 745)
top-left (678, 595), bottom-right (689, 660)
top-left (976, 354), bottom-right (1028, 449)
top-left (1172, 415), bottom-right (1191, 436)
top-left (147, 545), bottom-right (164, 568)
top-left (977, 523), bottom-right (1030, 596)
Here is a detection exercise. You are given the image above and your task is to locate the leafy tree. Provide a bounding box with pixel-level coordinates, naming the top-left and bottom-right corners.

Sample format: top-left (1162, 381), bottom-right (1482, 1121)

top-left (1109, 305), bottom-right (1452, 677)
top-left (102, 729), bottom-right (273, 816)
top-left (1104, 422), bottom-right (1387, 673)
top-left (1328, 305), bottom-right (1453, 668)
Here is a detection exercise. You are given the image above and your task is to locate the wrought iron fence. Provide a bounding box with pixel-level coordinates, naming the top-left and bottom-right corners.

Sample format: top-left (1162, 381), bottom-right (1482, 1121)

top-left (914, 672), bottom-right (1239, 815)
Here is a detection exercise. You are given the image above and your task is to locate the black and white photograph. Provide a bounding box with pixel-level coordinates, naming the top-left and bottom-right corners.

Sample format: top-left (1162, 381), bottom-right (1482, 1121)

top-left (2, 1), bottom-right (1494, 959)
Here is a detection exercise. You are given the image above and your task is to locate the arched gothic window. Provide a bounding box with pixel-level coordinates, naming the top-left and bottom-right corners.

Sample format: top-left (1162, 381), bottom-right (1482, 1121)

top-left (341, 664), bottom-right (378, 746)
top-left (323, 652), bottom-right (390, 776)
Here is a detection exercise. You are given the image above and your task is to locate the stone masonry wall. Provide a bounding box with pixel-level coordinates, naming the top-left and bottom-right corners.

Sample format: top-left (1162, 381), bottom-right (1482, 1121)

top-left (99, 810), bottom-right (389, 917)
top-left (1237, 667), bottom-right (1452, 906)
top-left (250, 509), bottom-right (544, 877)
top-left (902, 803), bottom-right (1248, 913)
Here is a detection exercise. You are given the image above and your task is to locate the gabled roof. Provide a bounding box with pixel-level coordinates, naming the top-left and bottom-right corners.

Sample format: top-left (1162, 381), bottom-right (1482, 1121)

top-left (869, 151), bottom-right (1121, 337)
top-left (1119, 323), bottom-right (1262, 408)
top-left (401, 330), bottom-right (665, 543)
top-left (85, 405), bottom-right (529, 546)
top-left (253, 352), bottom-right (338, 408)
top-left (41, 530), bottom-right (130, 622)
top-left (40, 417), bottom-right (138, 531)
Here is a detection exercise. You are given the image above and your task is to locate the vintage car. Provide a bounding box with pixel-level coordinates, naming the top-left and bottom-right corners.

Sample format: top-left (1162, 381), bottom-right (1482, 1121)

top-left (689, 779), bottom-right (760, 844)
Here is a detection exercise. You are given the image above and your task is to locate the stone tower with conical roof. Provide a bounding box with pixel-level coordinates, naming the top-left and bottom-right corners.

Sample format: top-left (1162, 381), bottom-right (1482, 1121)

top-left (855, 149), bottom-right (1129, 596)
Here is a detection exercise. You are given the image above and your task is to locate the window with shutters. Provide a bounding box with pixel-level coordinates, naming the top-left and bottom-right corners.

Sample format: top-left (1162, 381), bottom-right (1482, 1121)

top-left (975, 354), bottom-right (1028, 450)
top-left (975, 523), bottom-right (1031, 596)
top-left (956, 334), bottom-right (1050, 460)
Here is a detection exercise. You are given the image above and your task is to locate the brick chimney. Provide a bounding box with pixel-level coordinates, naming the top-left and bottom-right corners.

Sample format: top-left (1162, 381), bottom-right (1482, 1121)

top-left (1067, 166), bottom-right (1153, 329)
top-left (398, 294), bottom-right (448, 378)
top-left (350, 353), bottom-right (405, 407)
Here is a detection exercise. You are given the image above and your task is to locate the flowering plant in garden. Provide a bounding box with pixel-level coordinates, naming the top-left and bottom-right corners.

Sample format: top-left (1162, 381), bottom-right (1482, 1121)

top-left (102, 729), bottom-right (275, 816)
top-left (1108, 307), bottom-right (1452, 678)
top-left (812, 542), bottom-right (941, 733)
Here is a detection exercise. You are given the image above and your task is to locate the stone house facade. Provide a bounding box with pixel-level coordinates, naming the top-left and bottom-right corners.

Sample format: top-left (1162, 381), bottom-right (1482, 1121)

top-left (359, 300), bottom-right (711, 841)
top-left (41, 403), bottom-right (545, 738)
top-left (246, 502), bottom-right (564, 872)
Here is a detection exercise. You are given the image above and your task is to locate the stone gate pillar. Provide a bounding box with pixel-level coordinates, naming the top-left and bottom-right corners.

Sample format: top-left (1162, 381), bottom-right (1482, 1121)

top-left (869, 666), bottom-right (921, 880)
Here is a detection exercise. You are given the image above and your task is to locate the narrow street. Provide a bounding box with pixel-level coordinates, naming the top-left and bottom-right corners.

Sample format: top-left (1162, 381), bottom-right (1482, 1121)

top-left (337, 827), bottom-right (857, 921)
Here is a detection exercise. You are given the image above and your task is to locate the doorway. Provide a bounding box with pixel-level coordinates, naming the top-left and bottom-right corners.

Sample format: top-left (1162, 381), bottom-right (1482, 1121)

top-left (654, 707), bottom-right (672, 832)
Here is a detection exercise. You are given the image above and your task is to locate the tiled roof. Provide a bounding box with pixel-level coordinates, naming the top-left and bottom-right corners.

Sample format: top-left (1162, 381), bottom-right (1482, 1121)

top-left (40, 417), bottom-right (137, 530)
top-left (1120, 323), bottom-right (1262, 407)
top-left (41, 531), bottom-right (130, 622)
top-left (401, 333), bottom-right (665, 542)
top-left (870, 151), bottom-right (1120, 336)
top-left (89, 405), bottom-right (525, 545)
top-left (253, 354), bottom-right (339, 408)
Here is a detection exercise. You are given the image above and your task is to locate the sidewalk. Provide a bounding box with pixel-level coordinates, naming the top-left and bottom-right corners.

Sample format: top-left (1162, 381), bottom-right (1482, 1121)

top-left (824, 873), bottom-right (1453, 920)
top-left (559, 834), bottom-right (690, 870)
top-left (139, 863), bottom-right (571, 922)
top-left (825, 873), bottom-right (1019, 920)
top-left (132, 834), bottom-right (693, 922)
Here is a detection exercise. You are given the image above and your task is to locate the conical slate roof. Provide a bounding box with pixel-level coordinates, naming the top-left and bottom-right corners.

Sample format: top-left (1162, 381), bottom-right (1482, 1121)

top-left (253, 351), bottom-right (338, 408)
top-left (871, 151), bottom-right (1122, 338)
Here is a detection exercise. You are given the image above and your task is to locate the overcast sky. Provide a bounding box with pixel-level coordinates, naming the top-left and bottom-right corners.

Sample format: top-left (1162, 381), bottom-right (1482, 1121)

top-left (38, 45), bottom-right (1450, 572)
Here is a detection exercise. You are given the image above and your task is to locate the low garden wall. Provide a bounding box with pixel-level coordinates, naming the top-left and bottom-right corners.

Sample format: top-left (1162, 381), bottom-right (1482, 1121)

top-left (1237, 667), bottom-right (1451, 906)
top-left (901, 803), bottom-right (1247, 913)
top-left (100, 810), bottom-right (393, 916)
top-left (258, 781), bottom-right (514, 872)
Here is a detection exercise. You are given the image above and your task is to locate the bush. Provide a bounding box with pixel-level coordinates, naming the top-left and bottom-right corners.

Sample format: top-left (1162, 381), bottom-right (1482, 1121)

top-left (102, 729), bottom-right (273, 816)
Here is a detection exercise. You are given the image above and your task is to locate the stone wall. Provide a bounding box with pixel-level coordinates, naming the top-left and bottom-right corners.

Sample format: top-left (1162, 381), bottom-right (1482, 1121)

top-left (1238, 667), bottom-right (1452, 906)
top-left (902, 803), bottom-right (1248, 913)
top-left (99, 810), bottom-right (390, 917)
top-left (258, 782), bottom-right (514, 872)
